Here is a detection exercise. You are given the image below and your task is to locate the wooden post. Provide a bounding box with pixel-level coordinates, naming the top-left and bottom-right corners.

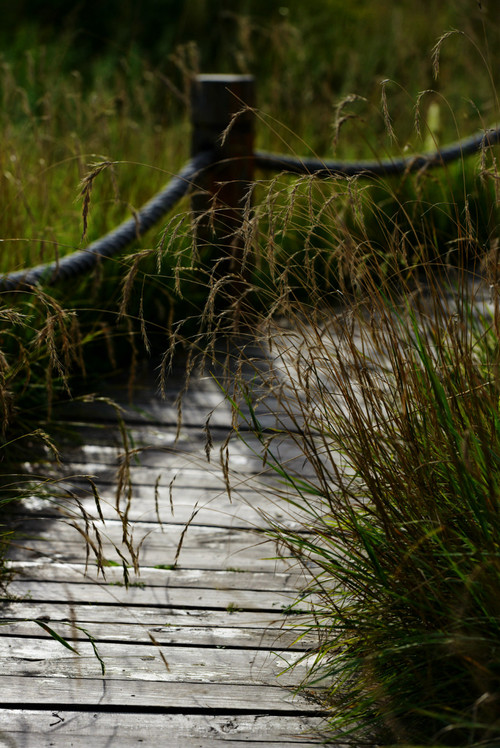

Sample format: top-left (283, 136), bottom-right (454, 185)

top-left (190, 75), bottom-right (255, 314)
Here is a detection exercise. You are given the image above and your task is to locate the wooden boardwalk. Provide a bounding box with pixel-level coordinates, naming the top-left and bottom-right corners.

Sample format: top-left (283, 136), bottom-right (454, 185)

top-left (0, 348), bottom-right (336, 747)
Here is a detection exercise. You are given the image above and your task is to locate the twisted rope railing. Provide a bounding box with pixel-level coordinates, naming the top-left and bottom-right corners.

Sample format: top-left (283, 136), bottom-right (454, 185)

top-left (255, 126), bottom-right (500, 178)
top-left (1, 68), bottom-right (499, 294)
top-left (0, 149), bottom-right (215, 292)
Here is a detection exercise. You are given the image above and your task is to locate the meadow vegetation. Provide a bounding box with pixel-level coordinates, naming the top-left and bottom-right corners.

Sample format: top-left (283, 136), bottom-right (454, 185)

top-left (1, 1), bottom-right (500, 743)
top-left (219, 193), bottom-right (500, 746)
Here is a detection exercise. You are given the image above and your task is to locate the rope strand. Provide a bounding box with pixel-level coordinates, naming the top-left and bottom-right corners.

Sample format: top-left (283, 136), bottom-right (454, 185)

top-left (0, 150), bottom-right (215, 291)
top-left (255, 125), bottom-right (500, 178)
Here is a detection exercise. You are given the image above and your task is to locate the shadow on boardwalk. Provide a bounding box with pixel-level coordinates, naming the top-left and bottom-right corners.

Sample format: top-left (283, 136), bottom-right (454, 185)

top-left (0, 342), bottom-right (346, 747)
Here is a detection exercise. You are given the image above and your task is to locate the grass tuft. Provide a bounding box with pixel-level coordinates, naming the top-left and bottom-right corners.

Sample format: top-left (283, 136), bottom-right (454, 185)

top-left (192, 97), bottom-right (500, 744)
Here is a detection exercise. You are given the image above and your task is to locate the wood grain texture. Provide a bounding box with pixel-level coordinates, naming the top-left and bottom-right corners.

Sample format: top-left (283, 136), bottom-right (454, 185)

top-left (0, 357), bottom-right (334, 746)
top-left (5, 580), bottom-right (306, 613)
top-left (7, 561), bottom-right (306, 590)
top-left (0, 616), bottom-right (315, 651)
top-left (1, 602), bottom-right (315, 660)
top-left (0, 675), bottom-right (323, 712)
top-left (0, 710), bottom-right (337, 748)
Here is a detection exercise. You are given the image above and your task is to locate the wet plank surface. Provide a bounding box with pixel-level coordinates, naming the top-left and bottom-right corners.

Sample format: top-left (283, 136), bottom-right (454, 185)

top-left (0, 349), bottom-right (334, 746)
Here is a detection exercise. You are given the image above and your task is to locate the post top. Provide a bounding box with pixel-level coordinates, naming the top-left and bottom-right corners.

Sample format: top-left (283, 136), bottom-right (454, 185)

top-left (195, 74), bottom-right (255, 84)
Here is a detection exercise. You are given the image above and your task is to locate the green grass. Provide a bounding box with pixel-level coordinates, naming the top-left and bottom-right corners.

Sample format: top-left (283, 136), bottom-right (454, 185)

top-left (211, 145), bottom-right (500, 744)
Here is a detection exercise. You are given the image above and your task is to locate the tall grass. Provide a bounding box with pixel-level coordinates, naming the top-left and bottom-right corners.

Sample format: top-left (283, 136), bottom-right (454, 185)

top-left (201, 135), bottom-right (500, 744)
top-left (0, 41), bottom-right (191, 274)
top-left (232, 274), bottom-right (500, 743)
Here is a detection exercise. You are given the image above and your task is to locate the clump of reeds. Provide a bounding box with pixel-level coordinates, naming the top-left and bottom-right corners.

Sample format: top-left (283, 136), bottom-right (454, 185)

top-left (248, 270), bottom-right (500, 745)
top-left (197, 122), bottom-right (500, 744)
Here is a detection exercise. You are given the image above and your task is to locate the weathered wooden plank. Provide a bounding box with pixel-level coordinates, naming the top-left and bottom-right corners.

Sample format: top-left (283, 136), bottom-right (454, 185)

top-left (18, 484), bottom-right (307, 531)
top-left (24, 459), bottom-right (306, 492)
top-left (55, 431), bottom-right (315, 477)
top-left (9, 516), bottom-right (288, 549)
top-left (0, 616), bottom-right (315, 651)
top-left (1, 601), bottom-right (309, 637)
top-left (57, 401), bottom-right (228, 430)
top-left (8, 561), bottom-right (306, 590)
top-left (0, 736), bottom-right (332, 748)
top-left (0, 710), bottom-right (333, 747)
top-left (31, 450), bottom-right (258, 477)
top-left (0, 675), bottom-right (324, 712)
top-left (0, 637), bottom-right (312, 689)
top-left (0, 737), bottom-right (327, 748)
top-left (58, 391), bottom-right (296, 432)
top-left (5, 580), bottom-right (303, 613)
top-left (56, 387), bottom-right (231, 428)
top-left (8, 518), bottom-right (301, 573)
top-left (22, 462), bottom-right (279, 495)
top-left (9, 540), bottom-right (298, 572)
top-left (59, 421), bottom-right (289, 449)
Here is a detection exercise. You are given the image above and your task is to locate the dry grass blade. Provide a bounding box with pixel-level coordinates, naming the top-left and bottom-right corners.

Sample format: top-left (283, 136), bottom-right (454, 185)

top-left (147, 631), bottom-right (170, 671)
top-left (380, 79), bottom-right (397, 143)
top-left (78, 160), bottom-right (116, 241)
top-left (172, 503), bottom-right (200, 568)
top-left (203, 415), bottom-right (214, 462)
top-left (431, 29), bottom-right (464, 80)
